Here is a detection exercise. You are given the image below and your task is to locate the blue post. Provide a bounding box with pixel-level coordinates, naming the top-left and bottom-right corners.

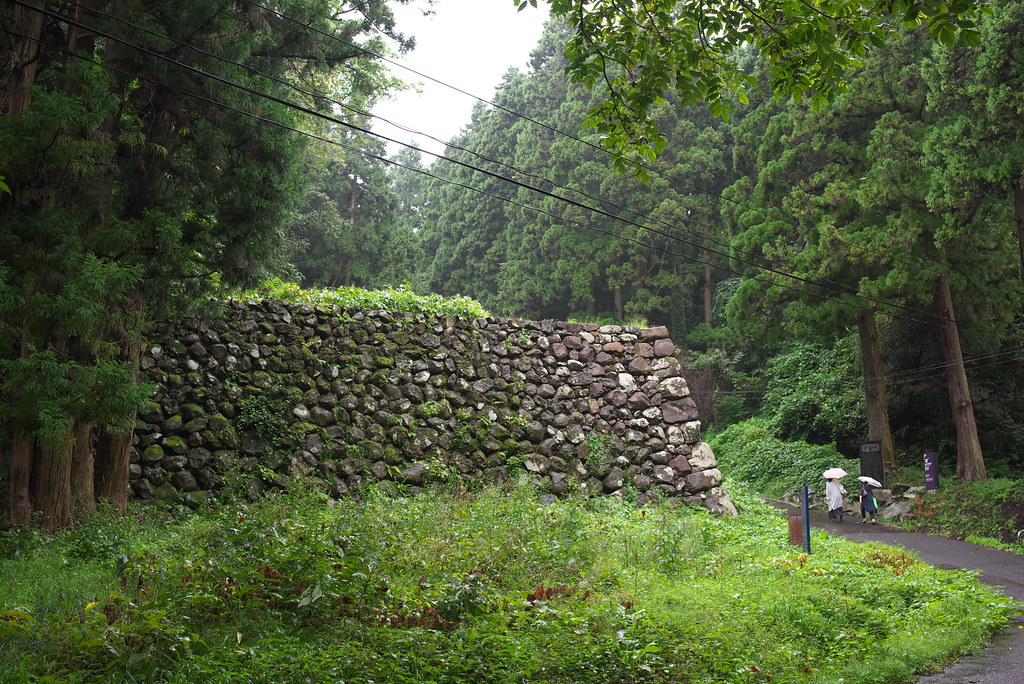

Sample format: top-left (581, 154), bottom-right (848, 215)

top-left (801, 485), bottom-right (812, 554)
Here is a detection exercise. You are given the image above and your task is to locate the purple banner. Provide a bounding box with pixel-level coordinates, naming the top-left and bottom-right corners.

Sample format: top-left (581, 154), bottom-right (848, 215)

top-left (923, 452), bottom-right (939, 491)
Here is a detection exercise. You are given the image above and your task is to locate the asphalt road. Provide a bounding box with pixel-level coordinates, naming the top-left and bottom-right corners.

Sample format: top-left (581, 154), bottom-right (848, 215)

top-left (768, 500), bottom-right (1024, 684)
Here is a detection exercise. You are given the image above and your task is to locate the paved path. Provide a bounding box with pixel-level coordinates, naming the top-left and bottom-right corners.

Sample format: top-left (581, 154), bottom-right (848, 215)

top-left (768, 500), bottom-right (1024, 683)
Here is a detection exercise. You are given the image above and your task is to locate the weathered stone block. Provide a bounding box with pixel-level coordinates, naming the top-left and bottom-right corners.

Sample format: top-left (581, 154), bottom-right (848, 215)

top-left (135, 302), bottom-right (732, 515)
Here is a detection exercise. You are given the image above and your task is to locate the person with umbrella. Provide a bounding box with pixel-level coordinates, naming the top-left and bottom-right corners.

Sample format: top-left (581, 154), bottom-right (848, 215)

top-left (858, 476), bottom-right (881, 524)
top-left (823, 468), bottom-right (848, 522)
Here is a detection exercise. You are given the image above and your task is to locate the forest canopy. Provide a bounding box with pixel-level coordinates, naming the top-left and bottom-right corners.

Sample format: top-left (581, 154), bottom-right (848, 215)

top-left (2, 0), bottom-right (1021, 530)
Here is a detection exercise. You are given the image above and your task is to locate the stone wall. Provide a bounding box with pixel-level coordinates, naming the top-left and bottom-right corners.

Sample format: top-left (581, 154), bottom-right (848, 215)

top-left (134, 299), bottom-right (735, 514)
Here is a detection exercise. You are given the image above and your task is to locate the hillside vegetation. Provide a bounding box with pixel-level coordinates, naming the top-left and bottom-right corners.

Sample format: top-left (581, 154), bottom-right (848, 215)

top-left (0, 481), bottom-right (1013, 683)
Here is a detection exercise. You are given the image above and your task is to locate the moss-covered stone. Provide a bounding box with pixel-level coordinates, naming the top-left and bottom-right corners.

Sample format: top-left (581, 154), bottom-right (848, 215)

top-left (181, 403), bottom-right (205, 420)
top-left (162, 414), bottom-right (183, 432)
top-left (140, 401), bottom-right (164, 423)
top-left (250, 371), bottom-right (272, 389)
top-left (153, 483), bottom-right (178, 502)
top-left (163, 435), bottom-right (188, 454)
top-left (208, 413), bottom-right (231, 432)
top-left (133, 299), bottom-right (731, 515)
top-left (141, 444), bottom-right (164, 464)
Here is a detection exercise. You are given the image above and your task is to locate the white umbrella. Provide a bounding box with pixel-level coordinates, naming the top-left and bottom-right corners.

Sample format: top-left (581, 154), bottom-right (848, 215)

top-left (823, 467), bottom-right (848, 479)
top-left (857, 476), bottom-right (882, 488)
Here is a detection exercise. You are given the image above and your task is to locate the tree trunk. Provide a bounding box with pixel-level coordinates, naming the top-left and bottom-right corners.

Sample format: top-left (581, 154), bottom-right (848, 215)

top-left (70, 420), bottom-right (96, 515)
top-left (344, 180), bottom-right (357, 287)
top-left (342, 255), bottom-right (354, 287)
top-left (0, 0), bottom-right (48, 117)
top-left (8, 433), bottom-right (35, 526)
top-left (704, 263), bottom-right (713, 327)
top-left (613, 285), bottom-right (623, 322)
top-left (935, 274), bottom-right (986, 481)
top-left (32, 428), bottom-right (74, 531)
top-left (67, 336), bottom-right (97, 515)
top-left (94, 290), bottom-right (145, 513)
top-left (94, 427), bottom-right (134, 512)
top-left (1014, 173), bottom-right (1024, 280)
top-left (703, 215), bottom-right (713, 327)
top-left (8, 334), bottom-right (35, 525)
top-left (857, 310), bottom-right (897, 471)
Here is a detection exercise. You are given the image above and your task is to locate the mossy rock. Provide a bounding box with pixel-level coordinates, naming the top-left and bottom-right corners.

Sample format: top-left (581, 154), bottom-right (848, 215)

top-left (287, 421), bottom-right (318, 435)
top-left (250, 371), bottom-right (272, 388)
top-left (161, 415), bottom-right (184, 432)
top-left (141, 444), bottom-right (164, 465)
top-left (181, 403), bottom-right (205, 420)
top-left (140, 401), bottom-right (164, 423)
top-left (153, 482), bottom-right (179, 502)
top-left (383, 445), bottom-right (403, 465)
top-left (163, 435), bottom-right (188, 454)
top-left (208, 413), bottom-right (231, 432)
top-left (202, 427), bottom-right (238, 450)
top-left (357, 440), bottom-right (385, 461)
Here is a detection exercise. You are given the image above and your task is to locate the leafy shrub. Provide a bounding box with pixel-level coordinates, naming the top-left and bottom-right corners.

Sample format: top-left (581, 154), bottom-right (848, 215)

top-left (239, 278), bottom-right (488, 318)
top-left (567, 311), bottom-right (650, 328)
top-left (902, 478), bottom-right (1024, 548)
top-left (236, 393), bottom-right (290, 439)
top-left (710, 417), bottom-right (858, 498)
top-left (759, 340), bottom-right (866, 455)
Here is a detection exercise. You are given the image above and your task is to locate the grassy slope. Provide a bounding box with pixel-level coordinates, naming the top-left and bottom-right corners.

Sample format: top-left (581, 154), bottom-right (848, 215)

top-left (0, 482), bottom-right (1014, 683)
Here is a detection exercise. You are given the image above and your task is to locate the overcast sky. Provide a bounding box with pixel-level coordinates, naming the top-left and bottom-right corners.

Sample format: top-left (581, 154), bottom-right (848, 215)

top-left (371, 0), bottom-right (550, 159)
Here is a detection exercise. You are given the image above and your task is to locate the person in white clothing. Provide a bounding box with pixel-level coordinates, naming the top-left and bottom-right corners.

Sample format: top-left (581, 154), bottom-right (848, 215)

top-left (825, 478), bottom-right (847, 522)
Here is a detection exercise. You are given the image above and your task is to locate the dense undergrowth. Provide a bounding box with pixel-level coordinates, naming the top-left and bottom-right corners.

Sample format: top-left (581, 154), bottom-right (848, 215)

top-left (0, 481), bottom-right (1013, 683)
top-left (708, 419), bottom-right (858, 499)
top-left (899, 479), bottom-right (1024, 551)
top-left (238, 279), bottom-right (489, 318)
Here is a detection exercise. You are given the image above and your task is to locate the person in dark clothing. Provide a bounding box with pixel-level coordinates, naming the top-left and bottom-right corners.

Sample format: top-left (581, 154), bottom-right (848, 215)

top-left (859, 483), bottom-right (878, 524)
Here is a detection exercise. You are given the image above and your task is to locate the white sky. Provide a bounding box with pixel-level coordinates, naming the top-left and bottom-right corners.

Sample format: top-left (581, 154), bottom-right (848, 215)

top-left (372, 0), bottom-right (550, 160)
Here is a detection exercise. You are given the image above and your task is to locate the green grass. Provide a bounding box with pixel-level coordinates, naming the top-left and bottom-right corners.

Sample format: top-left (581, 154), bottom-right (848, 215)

top-left (898, 478), bottom-right (1024, 552)
top-left (0, 480), bottom-right (1014, 683)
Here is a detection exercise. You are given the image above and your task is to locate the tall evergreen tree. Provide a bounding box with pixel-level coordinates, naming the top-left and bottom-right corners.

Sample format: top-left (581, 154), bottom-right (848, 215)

top-left (0, 0), bottom-right (411, 528)
top-left (516, 0), bottom-right (985, 162)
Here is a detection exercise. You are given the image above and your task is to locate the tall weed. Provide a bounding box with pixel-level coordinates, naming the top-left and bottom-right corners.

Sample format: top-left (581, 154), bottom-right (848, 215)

top-left (0, 480), bottom-right (1013, 683)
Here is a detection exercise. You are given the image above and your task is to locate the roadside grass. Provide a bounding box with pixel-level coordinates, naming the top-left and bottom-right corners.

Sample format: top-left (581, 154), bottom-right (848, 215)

top-left (0, 480), bottom-right (1014, 683)
top-left (897, 478), bottom-right (1024, 553)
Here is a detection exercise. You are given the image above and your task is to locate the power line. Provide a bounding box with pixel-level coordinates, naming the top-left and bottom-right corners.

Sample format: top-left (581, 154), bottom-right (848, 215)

top-left (59, 0), bottom-right (737, 265)
top-left (0, 5), bottom-right (851, 308)
top-left (6, 0), bottom-right (978, 330)
top-left (688, 344), bottom-right (1024, 398)
top-left (6, 31), bottom-right (702, 264)
top-left (76, 0), bottom-right (984, 332)
top-left (47, 0), bottom-right (787, 277)
top-left (234, 0), bottom-right (972, 326)
top-left (10, 5), bottom-right (1023, 414)
top-left (239, 0), bottom-right (852, 254)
